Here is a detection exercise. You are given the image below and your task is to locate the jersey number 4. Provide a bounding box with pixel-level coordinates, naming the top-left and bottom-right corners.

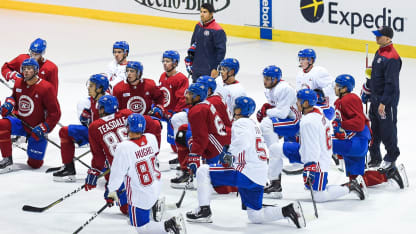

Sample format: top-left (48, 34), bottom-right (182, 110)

top-left (135, 156), bottom-right (161, 186)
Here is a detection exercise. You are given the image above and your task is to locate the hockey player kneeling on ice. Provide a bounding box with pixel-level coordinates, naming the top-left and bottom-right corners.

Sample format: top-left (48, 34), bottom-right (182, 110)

top-left (256, 65), bottom-right (302, 196)
top-left (148, 50), bottom-right (189, 154)
top-left (53, 74), bottom-right (109, 182)
top-left (106, 113), bottom-right (186, 234)
top-left (267, 89), bottom-right (368, 202)
top-left (332, 74), bottom-right (408, 189)
top-left (181, 83), bottom-right (231, 189)
top-left (84, 95), bottom-right (162, 215)
top-left (186, 96), bottom-right (306, 228)
top-left (0, 58), bottom-right (61, 173)
top-left (170, 77), bottom-right (232, 190)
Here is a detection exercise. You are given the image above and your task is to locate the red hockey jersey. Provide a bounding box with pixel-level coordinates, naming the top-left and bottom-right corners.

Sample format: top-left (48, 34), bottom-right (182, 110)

top-left (206, 94), bottom-right (232, 128)
top-left (113, 79), bottom-right (163, 115)
top-left (88, 109), bottom-right (162, 170)
top-left (334, 93), bottom-right (370, 132)
top-left (2, 54), bottom-right (59, 93)
top-left (188, 101), bottom-right (231, 159)
top-left (158, 72), bottom-right (189, 112)
top-left (12, 78), bottom-right (61, 133)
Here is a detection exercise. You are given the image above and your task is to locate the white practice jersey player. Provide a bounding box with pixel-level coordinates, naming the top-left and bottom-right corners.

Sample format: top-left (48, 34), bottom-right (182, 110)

top-left (264, 80), bottom-right (297, 120)
top-left (106, 60), bottom-right (127, 91)
top-left (296, 66), bottom-right (336, 105)
top-left (222, 81), bottom-right (246, 117)
top-left (229, 118), bottom-right (268, 186)
top-left (299, 108), bottom-right (332, 172)
top-left (108, 133), bottom-right (161, 210)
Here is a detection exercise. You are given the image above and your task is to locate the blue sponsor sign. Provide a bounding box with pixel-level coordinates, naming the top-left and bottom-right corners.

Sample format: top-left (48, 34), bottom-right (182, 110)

top-left (260, 0), bottom-right (272, 39)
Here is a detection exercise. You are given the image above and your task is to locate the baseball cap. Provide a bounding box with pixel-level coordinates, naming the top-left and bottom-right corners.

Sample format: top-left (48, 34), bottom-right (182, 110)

top-left (372, 26), bottom-right (393, 38)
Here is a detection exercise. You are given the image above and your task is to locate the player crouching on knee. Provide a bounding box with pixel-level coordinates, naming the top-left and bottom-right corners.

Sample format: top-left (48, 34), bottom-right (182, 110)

top-left (0, 58), bottom-right (61, 173)
top-left (296, 89), bottom-right (368, 202)
top-left (53, 74), bottom-right (109, 182)
top-left (186, 96), bottom-right (305, 228)
top-left (106, 113), bottom-right (186, 234)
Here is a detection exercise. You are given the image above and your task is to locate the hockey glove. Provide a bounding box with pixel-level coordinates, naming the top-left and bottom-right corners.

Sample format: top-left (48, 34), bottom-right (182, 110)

top-left (31, 123), bottom-right (49, 141)
top-left (148, 104), bottom-right (172, 121)
top-left (5, 71), bottom-right (22, 82)
top-left (332, 118), bottom-right (346, 140)
top-left (361, 83), bottom-right (371, 104)
top-left (85, 168), bottom-right (101, 191)
top-left (219, 145), bottom-right (234, 167)
top-left (184, 56), bottom-right (193, 75)
top-left (303, 161), bottom-right (318, 188)
top-left (256, 103), bottom-right (273, 122)
top-left (1, 97), bottom-right (15, 117)
top-left (79, 108), bottom-right (92, 127)
top-left (104, 190), bottom-right (119, 207)
top-left (187, 153), bottom-right (201, 175)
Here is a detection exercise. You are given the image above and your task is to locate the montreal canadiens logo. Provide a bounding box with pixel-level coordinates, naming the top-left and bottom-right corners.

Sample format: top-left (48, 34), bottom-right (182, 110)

top-left (127, 96), bottom-right (146, 114)
top-left (160, 87), bottom-right (171, 108)
top-left (18, 95), bottom-right (34, 117)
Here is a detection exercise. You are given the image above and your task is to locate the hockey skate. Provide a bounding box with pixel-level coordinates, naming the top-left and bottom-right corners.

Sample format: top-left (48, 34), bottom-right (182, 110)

top-left (282, 201), bottom-right (306, 228)
top-left (164, 214), bottom-right (187, 234)
top-left (282, 163), bottom-right (303, 175)
top-left (0, 157), bottom-right (13, 174)
top-left (52, 162), bottom-right (76, 182)
top-left (263, 178), bottom-right (282, 199)
top-left (152, 196), bottom-right (166, 222)
top-left (186, 206), bottom-right (212, 223)
top-left (345, 175), bottom-right (367, 200)
top-left (367, 157), bottom-right (381, 168)
top-left (169, 158), bottom-right (179, 170)
top-left (170, 170), bottom-right (195, 189)
top-left (379, 163), bottom-right (409, 189)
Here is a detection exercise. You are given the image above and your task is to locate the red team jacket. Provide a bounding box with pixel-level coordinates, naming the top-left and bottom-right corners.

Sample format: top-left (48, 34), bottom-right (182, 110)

top-left (188, 101), bottom-right (231, 160)
top-left (334, 93), bottom-right (370, 132)
top-left (112, 79), bottom-right (164, 115)
top-left (158, 72), bottom-right (189, 112)
top-left (2, 54), bottom-right (59, 93)
top-left (88, 109), bottom-right (162, 170)
top-left (10, 78), bottom-right (61, 133)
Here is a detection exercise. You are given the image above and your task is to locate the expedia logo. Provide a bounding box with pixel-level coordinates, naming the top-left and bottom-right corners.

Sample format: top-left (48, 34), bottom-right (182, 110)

top-left (133, 0), bottom-right (230, 15)
top-left (300, 0), bottom-right (324, 23)
top-left (300, 1), bottom-right (405, 34)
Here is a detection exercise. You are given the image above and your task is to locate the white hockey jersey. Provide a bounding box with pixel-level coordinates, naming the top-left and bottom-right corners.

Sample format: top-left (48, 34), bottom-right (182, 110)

top-left (221, 81), bottom-right (246, 115)
top-left (299, 108), bottom-right (332, 172)
top-left (264, 80), bottom-right (297, 119)
top-left (228, 118), bottom-right (268, 186)
top-left (107, 133), bottom-right (161, 210)
top-left (296, 66), bottom-right (336, 105)
top-left (106, 60), bottom-right (127, 91)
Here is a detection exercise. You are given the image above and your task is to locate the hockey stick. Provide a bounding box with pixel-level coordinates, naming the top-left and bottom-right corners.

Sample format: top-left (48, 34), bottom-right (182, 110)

top-left (22, 169), bottom-right (110, 212)
top-left (72, 187), bottom-right (126, 234)
top-left (73, 203), bottom-right (110, 234)
top-left (175, 178), bottom-right (192, 208)
top-left (0, 77), bottom-right (13, 90)
top-left (308, 179), bottom-right (318, 218)
top-left (11, 114), bottom-right (91, 170)
top-left (45, 150), bottom-right (91, 173)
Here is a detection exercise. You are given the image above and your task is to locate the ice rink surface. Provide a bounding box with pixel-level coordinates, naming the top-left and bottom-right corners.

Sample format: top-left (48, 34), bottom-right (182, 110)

top-left (0, 9), bottom-right (415, 234)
